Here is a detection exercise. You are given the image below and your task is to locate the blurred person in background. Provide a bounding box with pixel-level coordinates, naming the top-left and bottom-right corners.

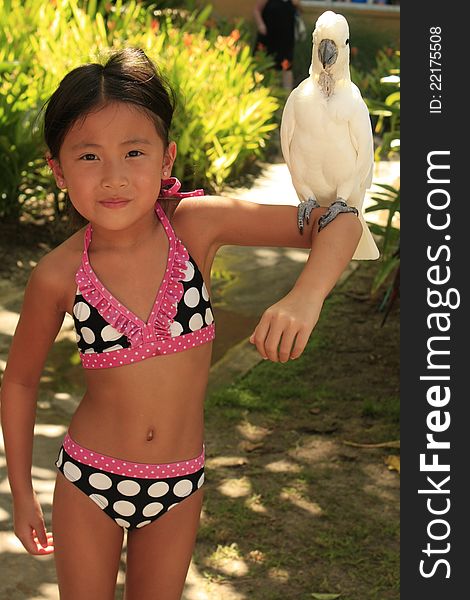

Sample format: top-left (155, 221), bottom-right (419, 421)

top-left (254, 0), bottom-right (302, 91)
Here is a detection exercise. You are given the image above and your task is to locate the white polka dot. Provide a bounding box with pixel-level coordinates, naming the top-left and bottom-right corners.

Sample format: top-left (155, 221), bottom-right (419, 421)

top-left (184, 287), bottom-right (200, 308)
top-left (115, 518), bottom-right (131, 528)
top-left (197, 472), bottom-right (205, 488)
top-left (142, 502), bottom-right (164, 517)
top-left (189, 313), bottom-right (204, 331)
top-left (73, 301), bottom-right (90, 322)
top-left (205, 307), bottom-right (214, 325)
top-left (170, 320), bottom-right (184, 337)
top-left (167, 503), bottom-right (178, 511)
top-left (75, 333), bottom-right (81, 343)
top-left (117, 480), bottom-right (141, 496)
top-left (81, 327), bottom-right (95, 344)
top-left (148, 481), bottom-right (170, 497)
top-left (173, 479), bottom-right (193, 497)
top-left (56, 449), bottom-right (64, 468)
top-left (89, 472), bottom-right (113, 490)
top-left (83, 348), bottom-right (95, 354)
top-left (89, 493), bottom-right (109, 508)
top-left (201, 282), bottom-right (209, 301)
top-left (182, 261), bottom-right (195, 282)
top-left (103, 344), bottom-right (124, 352)
top-left (101, 325), bottom-right (123, 342)
top-left (136, 520), bottom-right (152, 528)
top-left (113, 500), bottom-right (136, 516)
top-left (63, 461), bottom-right (82, 482)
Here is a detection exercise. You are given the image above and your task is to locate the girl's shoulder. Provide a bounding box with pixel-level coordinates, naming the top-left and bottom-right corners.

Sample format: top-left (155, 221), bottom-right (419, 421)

top-left (38, 227), bottom-right (84, 270)
top-left (169, 196), bottom-right (212, 245)
top-left (29, 227), bottom-right (85, 302)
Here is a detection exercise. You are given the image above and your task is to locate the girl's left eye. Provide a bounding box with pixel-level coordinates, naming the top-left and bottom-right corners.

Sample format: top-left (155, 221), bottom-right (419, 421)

top-left (128, 150), bottom-right (143, 157)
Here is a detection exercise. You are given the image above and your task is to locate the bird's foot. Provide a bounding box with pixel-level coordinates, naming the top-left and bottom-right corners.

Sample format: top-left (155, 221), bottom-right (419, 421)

top-left (317, 198), bottom-right (359, 232)
top-left (297, 197), bottom-right (320, 233)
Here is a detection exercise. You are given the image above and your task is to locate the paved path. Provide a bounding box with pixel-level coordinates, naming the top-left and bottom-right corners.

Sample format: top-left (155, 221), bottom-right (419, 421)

top-left (0, 158), bottom-right (398, 599)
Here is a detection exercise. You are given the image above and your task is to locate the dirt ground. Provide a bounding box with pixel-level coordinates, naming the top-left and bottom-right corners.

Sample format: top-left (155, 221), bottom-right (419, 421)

top-left (0, 220), bottom-right (399, 600)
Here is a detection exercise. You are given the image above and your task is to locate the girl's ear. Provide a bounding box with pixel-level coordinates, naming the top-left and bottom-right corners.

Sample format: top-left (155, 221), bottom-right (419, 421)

top-left (162, 141), bottom-right (177, 177)
top-left (45, 154), bottom-right (67, 189)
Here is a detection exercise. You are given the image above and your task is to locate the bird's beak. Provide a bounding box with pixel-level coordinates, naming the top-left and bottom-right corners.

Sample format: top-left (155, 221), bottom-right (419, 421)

top-left (318, 39), bottom-right (338, 69)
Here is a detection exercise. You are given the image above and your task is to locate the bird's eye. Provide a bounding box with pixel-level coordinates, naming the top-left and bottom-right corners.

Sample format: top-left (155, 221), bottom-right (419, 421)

top-left (345, 39), bottom-right (349, 45)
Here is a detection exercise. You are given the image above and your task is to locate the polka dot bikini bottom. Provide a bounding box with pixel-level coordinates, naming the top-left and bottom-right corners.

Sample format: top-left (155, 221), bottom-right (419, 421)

top-left (55, 432), bottom-right (205, 531)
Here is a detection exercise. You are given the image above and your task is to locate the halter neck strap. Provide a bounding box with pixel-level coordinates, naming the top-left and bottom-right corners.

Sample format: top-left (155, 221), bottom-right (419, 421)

top-left (160, 177), bottom-right (204, 199)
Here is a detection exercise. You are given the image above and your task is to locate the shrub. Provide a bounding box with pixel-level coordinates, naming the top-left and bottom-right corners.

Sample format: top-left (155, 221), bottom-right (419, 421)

top-left (351, 49), bottom-right (400, 160)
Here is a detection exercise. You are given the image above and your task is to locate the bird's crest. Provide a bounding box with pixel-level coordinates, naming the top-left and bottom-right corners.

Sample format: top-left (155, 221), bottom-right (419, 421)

top-left (311, 10), bottom-right (351, 95)
top-left (313, 11), bottom-right (349, 41)
top-left (312, 11), bottom-right (350, 52)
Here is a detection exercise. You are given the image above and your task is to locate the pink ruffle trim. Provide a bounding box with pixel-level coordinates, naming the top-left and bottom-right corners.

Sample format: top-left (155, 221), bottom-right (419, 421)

top-left (75, 184), bottom-right (202, 351)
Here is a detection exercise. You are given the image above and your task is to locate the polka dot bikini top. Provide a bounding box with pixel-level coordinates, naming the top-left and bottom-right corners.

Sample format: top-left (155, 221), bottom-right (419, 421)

top-left (72, 179), bottom-right (215, 369)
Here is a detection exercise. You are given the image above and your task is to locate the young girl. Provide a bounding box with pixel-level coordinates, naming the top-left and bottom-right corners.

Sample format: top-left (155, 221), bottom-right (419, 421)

top-left (0, 47), bottom-right (362, 599)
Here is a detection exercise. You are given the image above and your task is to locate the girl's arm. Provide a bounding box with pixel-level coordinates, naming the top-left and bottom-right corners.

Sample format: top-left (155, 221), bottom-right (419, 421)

top-left (175, 196), bottom-right (362, 362)
top-left (249, 207), bottom-right (362, 361)
top-left (253, 0), bottom-right (268, 35)
top-left (0, 255), bottom-right (67, 553)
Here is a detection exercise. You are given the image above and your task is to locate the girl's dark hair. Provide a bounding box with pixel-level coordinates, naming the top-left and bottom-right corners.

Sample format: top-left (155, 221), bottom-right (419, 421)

top-left (40, 47), bottom-right (177, 228)
top-left (44, 46), bottom-right (176, 158)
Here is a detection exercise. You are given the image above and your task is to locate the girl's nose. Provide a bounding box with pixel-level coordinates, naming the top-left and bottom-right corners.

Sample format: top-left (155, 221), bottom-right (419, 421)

top-left (101, 161), bottom-right (129, 189)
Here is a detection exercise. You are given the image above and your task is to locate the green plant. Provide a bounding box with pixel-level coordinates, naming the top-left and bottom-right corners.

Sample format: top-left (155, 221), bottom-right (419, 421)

top-left (365, 183), bottom-right (400, 325)
top-left (351, 48), bottom-right (400, 103)
top-left (352, 50), bottom-right (400, 160)
top-left (154, 21), bottom-right (279, 190)
top-left (367, 88), bottom-right (400, 161)
top-left (353, 49), bottom-right (400, 323)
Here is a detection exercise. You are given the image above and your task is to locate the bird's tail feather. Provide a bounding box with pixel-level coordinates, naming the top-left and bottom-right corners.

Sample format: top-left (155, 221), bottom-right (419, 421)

top-left (352, 211), bottom-right (380, 260)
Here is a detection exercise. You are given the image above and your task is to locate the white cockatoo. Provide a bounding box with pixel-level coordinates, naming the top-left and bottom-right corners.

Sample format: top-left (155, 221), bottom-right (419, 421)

top-left (280, 10), bottom-right (380, 260)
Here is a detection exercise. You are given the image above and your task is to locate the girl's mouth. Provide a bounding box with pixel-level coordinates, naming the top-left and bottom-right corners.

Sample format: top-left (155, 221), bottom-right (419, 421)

top-left (99, 198), bottom-right (131, 209)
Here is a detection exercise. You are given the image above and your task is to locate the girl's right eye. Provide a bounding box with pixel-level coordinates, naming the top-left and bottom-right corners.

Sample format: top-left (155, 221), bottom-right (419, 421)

top-left (80, 154), bottom-right (97, 161)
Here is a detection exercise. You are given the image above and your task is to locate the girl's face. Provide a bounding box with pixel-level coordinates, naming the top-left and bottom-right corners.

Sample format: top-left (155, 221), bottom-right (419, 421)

top-left (48, 102), bottom-right (176, 230)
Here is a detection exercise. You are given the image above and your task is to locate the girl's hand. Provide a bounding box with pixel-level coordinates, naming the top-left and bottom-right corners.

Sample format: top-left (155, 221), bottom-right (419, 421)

top-left (13, 491), bottom-right (54, 555)
top-left (249, 290), bottom-right (324, 362)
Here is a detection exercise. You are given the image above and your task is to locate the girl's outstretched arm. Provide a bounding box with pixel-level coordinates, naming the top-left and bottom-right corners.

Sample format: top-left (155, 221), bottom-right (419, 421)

top-left (248, 206), bottom-right (362, 361)
top-left (1, 254), bottom-right (67, 554)
top-left (174, 196), bottom-right (362, 362)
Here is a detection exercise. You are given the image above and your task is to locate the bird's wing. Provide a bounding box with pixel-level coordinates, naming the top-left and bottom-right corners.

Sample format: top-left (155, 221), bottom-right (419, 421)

top-left (280, 91), bottom-right (296, 171)
top-left (348, 89), bottom-right (374, 191)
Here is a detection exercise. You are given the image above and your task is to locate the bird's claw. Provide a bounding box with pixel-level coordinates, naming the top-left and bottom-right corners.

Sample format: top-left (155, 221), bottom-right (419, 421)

top-left (297, 197), bottom-right (320, 233)
top-left (317, 199), bottom-right (359, 232)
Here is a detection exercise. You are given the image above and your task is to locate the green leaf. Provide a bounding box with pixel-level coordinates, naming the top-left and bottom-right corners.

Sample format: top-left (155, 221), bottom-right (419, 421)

top-left (385, 91), bottom-right (401, 106)
top-left (311, 594), bottom-right (341, 600)
top-left (371, 256), bottom-right (400, 295)
top-left (195, 4), bottom-right (213, 25)
top-left (87, 0), bottom-right (97, 18)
